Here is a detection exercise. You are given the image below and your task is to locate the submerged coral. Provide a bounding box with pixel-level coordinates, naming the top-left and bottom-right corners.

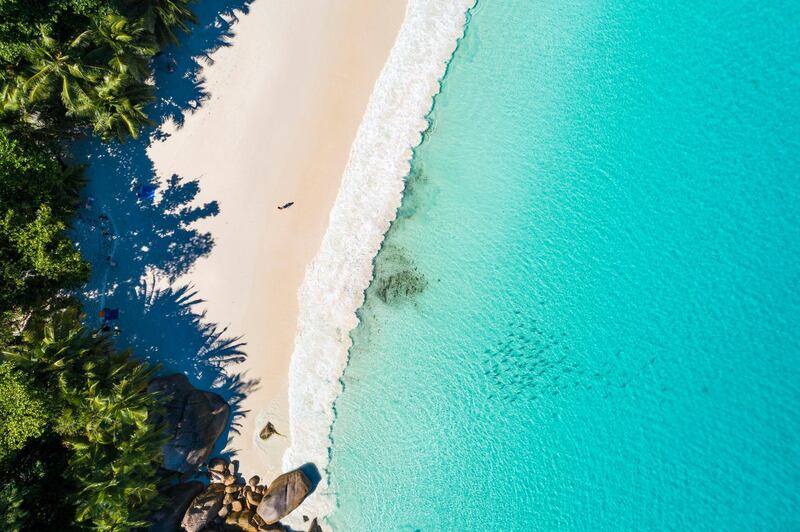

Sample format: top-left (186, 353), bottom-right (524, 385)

top-left (372, 245), bottom-right (428, 304)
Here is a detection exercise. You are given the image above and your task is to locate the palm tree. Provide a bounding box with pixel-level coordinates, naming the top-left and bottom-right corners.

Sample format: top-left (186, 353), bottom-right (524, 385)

top-left (2, 307), bottom-right (90, 376)
top-left (0, 66), bottom-right (26, 114)
top-left (128, 0), bottom-right (199, 48)
top-left (86, 14), bottom-right (158, 82)
top-left (81, 74), bottom-right (154, 141)
top-left (2, 307), bottom-right (167, 530)
top-left (23, 27), bottom-right (100, 115)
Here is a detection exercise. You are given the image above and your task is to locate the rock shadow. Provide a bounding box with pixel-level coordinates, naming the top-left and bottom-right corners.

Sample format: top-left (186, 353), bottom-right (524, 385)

top-left (298, 462), bottom-right (322, 497)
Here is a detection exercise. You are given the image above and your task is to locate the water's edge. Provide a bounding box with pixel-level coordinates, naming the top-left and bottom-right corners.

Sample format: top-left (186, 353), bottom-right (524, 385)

top-left (282, 0), bottom-right (475, 527)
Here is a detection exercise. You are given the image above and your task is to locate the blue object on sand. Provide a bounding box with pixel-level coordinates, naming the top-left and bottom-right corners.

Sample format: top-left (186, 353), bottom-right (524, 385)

top-left (137, 184), bottom-right (157, 200)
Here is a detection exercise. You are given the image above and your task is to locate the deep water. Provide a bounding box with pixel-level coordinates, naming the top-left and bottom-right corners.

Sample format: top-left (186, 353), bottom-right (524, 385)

top-left (328, 1), bottom-right (800, 529)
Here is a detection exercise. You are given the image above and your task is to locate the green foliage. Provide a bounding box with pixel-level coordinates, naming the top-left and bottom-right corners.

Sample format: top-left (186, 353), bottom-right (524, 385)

top-left (23, 27), bottom-right (99, 113)
top-left (126, 0), bottom-right (199, 48)
top-left (0, 432), bottom-right (78, 531)
top-left (0, 433), bottom-right (77, 531)
top-left (0, 130), bottom-right (82, 217)
top-left (2, 308), bottom-right (167, 530)
top-left (0, 480), bottom-right (26, 531)
top-left (0, 0), bottom-right (198, 140)
top-left (85, 73), bottom-right (154, 140)
top-left (0, 0), bottom-right (108, 63)
top-left (0, 363), bottom-right (53, 461)
top-left (87, 14), bottom-right (158, 81)
top-left (0, 131), bottom-right (89, 321)
top-left (0, 0), bottom-right (200, 528)
top-left (1, 203), bottom-right (89, 285)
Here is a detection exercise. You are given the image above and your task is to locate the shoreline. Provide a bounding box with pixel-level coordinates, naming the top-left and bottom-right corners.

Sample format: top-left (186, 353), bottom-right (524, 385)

top-left (283, 0), bottom-right (476, 527)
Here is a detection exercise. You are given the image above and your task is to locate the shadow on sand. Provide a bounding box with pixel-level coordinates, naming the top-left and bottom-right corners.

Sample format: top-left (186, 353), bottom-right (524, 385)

top-left (71, 0), bottom-right (257, 460)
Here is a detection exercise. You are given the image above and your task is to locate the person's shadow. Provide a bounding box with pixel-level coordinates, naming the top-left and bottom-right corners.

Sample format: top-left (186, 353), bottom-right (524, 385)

top-left (70, 0), bottom-right (257, 460)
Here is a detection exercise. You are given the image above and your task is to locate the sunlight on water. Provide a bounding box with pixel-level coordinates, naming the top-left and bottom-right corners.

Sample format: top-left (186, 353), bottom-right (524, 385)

top-left (328, 0), bottom-right (800, 529)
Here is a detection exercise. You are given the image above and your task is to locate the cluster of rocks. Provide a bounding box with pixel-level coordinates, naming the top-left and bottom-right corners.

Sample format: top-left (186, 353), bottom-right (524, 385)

top-left (180, 457), bottom-right (315, 531)
top-left (145, 374), bottom-right (320, 532)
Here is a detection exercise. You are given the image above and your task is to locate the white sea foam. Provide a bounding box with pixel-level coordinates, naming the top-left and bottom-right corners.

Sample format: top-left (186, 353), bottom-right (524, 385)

top-left (282, 0), bottom-right (475, 527)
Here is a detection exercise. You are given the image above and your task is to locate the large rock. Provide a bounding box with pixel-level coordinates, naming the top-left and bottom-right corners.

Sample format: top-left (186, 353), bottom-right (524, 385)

top-left (255, 469), bottom-right (312, 525)
top-left (308, 518), bottom-right (323, 532)
top-left (149, 374), bottom-right (230, 473)
top-left (148, 481), bottom-right (204, 532)
top-left (180, 483), bottom-right (225, 532)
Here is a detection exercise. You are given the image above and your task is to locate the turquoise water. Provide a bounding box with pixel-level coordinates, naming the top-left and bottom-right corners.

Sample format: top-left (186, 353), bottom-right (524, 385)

top-left (328, 1), bottom-right (800, 530)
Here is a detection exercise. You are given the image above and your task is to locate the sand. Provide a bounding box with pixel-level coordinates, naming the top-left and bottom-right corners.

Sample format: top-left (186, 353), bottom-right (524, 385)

top-left (147, 0), bottom-right (406, 477)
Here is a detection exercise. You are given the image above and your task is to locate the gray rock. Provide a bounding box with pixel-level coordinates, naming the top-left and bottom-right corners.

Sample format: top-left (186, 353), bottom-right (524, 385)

top-left (252, 512), bottom-right (266, 527)
top-left (181, 483), bottom-right (225, 532)
top-left (259, 421), bottom-right (281, 440)
top-left (148, 481), bottom-right (204, 532)
top-left (255, 469), bottom-right (312, 525)
top-left (148, 374), bottom-right (230, 473)
top-left (235, 509), bottom-right (258, 531)
top-left (308, 518), bottom-right (323, 532)
top-left (225, 510), bottom-right (241, 526)
top-left (245, 488), bottom-right (262, 509)
top-left (208, 457), bottom-right (228, 473)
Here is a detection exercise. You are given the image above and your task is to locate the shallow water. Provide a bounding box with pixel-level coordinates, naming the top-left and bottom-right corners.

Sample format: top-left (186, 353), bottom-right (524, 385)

top-left (327, 0), bottom-right (800, 529)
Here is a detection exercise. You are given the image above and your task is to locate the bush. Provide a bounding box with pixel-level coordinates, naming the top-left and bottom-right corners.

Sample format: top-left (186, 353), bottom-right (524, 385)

top-left (0, 131), bottom-right (83, 219)
top-left (0, 131), bottom-right (89, 324)
top-left (0, 363), bottom-right (54, 461)
top-left (0, 0), bottom-right (109, 63)
top-left (0, 433), bottom-right (77, 531)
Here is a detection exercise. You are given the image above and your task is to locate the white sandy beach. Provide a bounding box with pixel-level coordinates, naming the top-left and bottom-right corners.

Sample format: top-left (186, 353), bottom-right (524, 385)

top-left (147, 0), bottom-right (406, 477)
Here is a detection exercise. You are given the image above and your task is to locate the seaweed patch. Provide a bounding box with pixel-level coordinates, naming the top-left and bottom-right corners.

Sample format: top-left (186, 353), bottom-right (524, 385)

top-left (371, 245), bottom-right (428, 304)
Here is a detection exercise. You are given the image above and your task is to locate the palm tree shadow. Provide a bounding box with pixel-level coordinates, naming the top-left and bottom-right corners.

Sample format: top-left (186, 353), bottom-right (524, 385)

top-left (150, 0), bottom-right (255, 131)
top-left (70, 0), bottom-right (258, 448)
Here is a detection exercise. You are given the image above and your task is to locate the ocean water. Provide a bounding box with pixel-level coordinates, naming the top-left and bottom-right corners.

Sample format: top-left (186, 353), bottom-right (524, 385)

top-left (327, 1), bottom-right (800, 530)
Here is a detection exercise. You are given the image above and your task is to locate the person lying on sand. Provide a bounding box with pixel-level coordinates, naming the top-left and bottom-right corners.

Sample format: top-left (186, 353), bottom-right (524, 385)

top-left (277, 201), bottom-right (294, 210)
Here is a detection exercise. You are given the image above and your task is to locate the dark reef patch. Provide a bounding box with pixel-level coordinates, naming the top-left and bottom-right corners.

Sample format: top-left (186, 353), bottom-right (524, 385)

top-left (371, 245), bottom-right (428, 304)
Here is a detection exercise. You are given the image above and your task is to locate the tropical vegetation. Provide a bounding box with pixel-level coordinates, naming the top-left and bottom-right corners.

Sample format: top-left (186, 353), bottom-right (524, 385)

top-left (0, 0), bottom-right (196, 140)
top-left (1, 309), bottom-right (166, 530)
top-left (0, 0), bottom-right (198, 529)
top-left (0, 129), bottom-right (88, 338)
